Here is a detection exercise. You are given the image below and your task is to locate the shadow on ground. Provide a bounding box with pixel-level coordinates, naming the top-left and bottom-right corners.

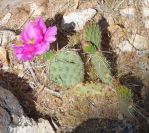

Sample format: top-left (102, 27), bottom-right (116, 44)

top-left (98, 17), bottom-right (118, 77)
top-left (0, 71), bottom-right (39, 119)
top-left (72, 118), bottom-right (135, 133)
top-left (45, 12), bottom-right (76, 50)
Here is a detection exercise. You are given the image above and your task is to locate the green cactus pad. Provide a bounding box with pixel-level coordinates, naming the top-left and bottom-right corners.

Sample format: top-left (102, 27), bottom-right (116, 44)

top-left (91, 52), bottom-right (113, 85)
top-left (49, 51), bottom-right (84, 88)
top-left (85, 22), bottom-right (101, 49)
top-left (116, 84), bottom-right (133, 117)
top-left (68, 83), bottom-right (104, 97)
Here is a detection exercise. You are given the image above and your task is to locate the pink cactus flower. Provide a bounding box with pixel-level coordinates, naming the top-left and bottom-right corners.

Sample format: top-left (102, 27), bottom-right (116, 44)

top-left (13, 17), bottom-right (57, 62)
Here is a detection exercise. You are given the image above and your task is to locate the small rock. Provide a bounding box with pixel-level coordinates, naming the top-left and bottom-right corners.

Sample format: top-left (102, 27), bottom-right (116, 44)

top-left (142, 7), bottom-right (149, 17)
top-left (130, 34), bottom-right (149, 50)
top-left (119, 34), bottom-right (149, 52)
top-left (144, 0), bottom-right (149, 6)
top-left (106, 16), bottom-right (115, 25)
top-left (137, 50), bottom-right (149, 56)
top-left (0, 47), bottom-right (8, 66)
top-left (61, 8), bottom-right (96, 31)
top-left (144, 19), bottom-right (149, 28)
top-left (9, 116), bottom-right (55, 133)
top-left (61, 0), bottom-right (79, 9)
top-left (0, 13), bottom-right (11, 26)
top-left (0, 30), bottom-right (16, 46)
top-left (138, 61), bottom-right (149, 72)
top-left (0, 0), bottom-right (30, 12)
top-left (119, 40), bottom-right (134, 52)
top-left (142, 1), bottom-right (149, 28)
top-left (120, 7), bottom-right (135, 18)
top-left (118, 113), bottom-right (124, 120)
top-left (29, 2), bottom-right (45, 17)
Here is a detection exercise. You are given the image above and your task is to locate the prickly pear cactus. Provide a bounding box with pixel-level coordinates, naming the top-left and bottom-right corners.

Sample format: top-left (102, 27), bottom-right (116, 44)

top-left (84, 22), bottom-right (113, 85)
top-left (116, 84), bottom-right (133, 117)
top-left (49, 51), bottom-right (84, 88)
top-left (91, 52), bottom-right (113, 85)
top-left (85, 22), bottom-right (101, 49)
top-left (67, 82), bottom-right (104, 97)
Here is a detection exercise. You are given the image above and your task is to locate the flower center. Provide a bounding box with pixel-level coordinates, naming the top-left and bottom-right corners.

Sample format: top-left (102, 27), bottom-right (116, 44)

top-left (29, 38), bottom-right (35, 45)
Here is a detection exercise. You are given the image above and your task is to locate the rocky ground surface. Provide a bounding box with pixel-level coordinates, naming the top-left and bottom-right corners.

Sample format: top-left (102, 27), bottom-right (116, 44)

top-left (0, 87), bottom-right (54, 133)
top-left (0, 0), bottom-right (149, 133)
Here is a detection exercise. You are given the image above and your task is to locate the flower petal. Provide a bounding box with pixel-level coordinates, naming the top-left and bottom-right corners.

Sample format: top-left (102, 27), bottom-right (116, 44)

top-left (35, 17), bottom-right (47, 33)
top-left (34, 42), bottom-right (50, 55)
top-left (20, 20), bottom-right (44, 44)
top-left (13, 44), bottom-right (35, 62)
top-left (12, 17), bottom-right (57, 62)
top-left (44, 26), bottom-right (57, 43)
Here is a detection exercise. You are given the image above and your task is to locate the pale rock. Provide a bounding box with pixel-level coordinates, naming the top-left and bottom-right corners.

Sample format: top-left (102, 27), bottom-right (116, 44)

top-left (0, 47), bottom-right (8, 65)
top-left (63, 0), bottom-right (79, 9)
top-left (130, 34), bottom-right (149, 50)
top-left (142, 7), bottom-right (149, 17)
top-left (9, 116), bottom-right (55, 133)
top-left (118, 113), bottom-right (124, 120)
top-left (119, 34), bottom-right (149, 52)
top-left (2, 65), bottom-right (9, 71)
top-left (142, 1), bottom-right (149, 28)
top-left (144, 19), bottom-right (149, 28)
top-left (0, 30), bottom-right (16, 46)
top-left (0, 0), bottom-right (30, 12)
top-left (29, 2), bottom-right (45, 17)
top-left (0, 87), bottom-right (55, 133)
top-left (106, 16), bottom-right (115, 25)
top-left (144, 0), bottom-right (149, 6)
top-left (120, 7), bottom-right (135, 17)
top-left (137, 50), bottom-right (149, 56)
top-left (61, 8), bottom-right (96, 31)
top-left (119, 40), bottom-right (134, 52)
top-left (138, 61), bottom-right (149, 72)
top-left (0, 13), bottom-right (11, 26)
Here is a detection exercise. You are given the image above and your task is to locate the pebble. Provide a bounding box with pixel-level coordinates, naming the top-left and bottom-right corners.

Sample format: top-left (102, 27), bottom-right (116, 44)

top-left (120, 7), bottom-right (135, 18)
top-left (0, 46), bottom-right (9, 71)
top-left (130, 34), bottom-right (149, 50)
top-left (119, 40), bottom-right (134, 52)
top-left (0, 30), bottom-right (16, 46)
top-left (61, 8), bottom-right (96, 31)
top-left (29, 2), bottom-right (45, 17)
top-left (144, 19), bottom-right (149, 28)
top-left (0, 13), bottom-right (11, 26)
top-left (142, 0), bottom-right (149, 28)
top-left (0, 0), bottom-right (30, 12)
top-left (9, 117), bottom-right (55, 133)
top-left (144, 0), bottom-right (149, 6)
top-left (142, 7), bottom-right (149, 17)
top-left (119, 34), bottom-right (149, 52)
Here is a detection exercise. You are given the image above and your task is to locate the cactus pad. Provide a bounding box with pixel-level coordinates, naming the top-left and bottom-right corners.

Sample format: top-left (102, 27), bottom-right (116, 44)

top-left (49, 51), bottom-right (84, 88)
top-left (68, 82), bottom-right (104, 97)
top-left (91, 52), bottom-right (113, 85)
top-left (85, 22), bottom-right (101, 49)
top-left (116, 84), bottom-right (133, 117)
